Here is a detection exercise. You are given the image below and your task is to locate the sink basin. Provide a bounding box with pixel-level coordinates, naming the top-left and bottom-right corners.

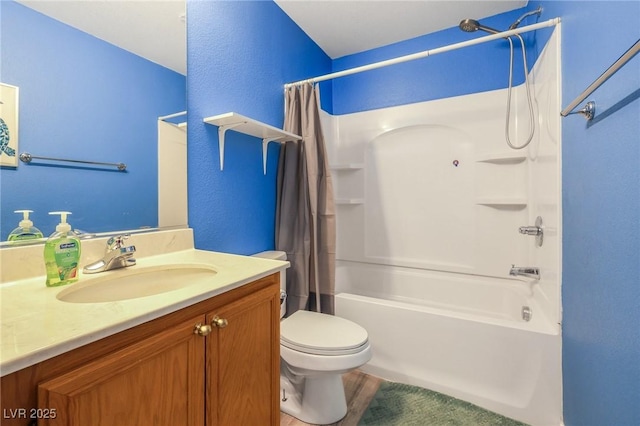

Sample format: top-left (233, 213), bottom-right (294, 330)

top-left (56, 264), bottom-right (217, 303)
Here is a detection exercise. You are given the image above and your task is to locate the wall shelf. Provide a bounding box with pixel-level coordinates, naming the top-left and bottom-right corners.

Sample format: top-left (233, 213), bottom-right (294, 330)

top-left (475, 153), bottom-right (527, 164)
top-left (335, 198), bottom-right (364, 205)
top-left (330, 163), bottom-right (364, 170)
top-left (203, 112), bottom-right (301, 174)
top-left (475, 198), bottom-right (527, 209)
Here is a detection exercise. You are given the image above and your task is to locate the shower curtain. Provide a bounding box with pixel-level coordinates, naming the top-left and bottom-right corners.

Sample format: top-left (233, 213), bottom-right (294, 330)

top-left (276, 83), bottom-right (336, 315)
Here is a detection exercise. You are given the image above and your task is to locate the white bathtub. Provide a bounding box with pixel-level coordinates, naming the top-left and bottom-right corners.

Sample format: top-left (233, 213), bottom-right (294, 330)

top-left (335, 261), bottom-right (562, 426)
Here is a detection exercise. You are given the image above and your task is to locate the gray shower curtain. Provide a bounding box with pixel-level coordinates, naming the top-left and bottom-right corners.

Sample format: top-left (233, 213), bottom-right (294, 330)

top-left (276, 83), bottom-right (336, 315)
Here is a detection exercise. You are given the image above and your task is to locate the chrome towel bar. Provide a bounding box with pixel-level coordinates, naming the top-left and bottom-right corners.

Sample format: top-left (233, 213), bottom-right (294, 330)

top-left (19, 152), bottom-right (126, 171)
top-left (561, 39), bottom-right (640, 121)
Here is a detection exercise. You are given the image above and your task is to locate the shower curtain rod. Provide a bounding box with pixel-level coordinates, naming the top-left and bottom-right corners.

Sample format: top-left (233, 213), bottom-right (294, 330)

top-left (284, 18), bottom-right (560, 88)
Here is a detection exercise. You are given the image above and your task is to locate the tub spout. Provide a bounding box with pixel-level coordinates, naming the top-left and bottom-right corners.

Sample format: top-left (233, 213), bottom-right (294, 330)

top-left (509, 265), bottom-right (540, 280)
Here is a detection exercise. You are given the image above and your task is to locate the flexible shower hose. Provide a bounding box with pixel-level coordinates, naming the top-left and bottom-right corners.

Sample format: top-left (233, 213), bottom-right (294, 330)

top-left (505, 34), bottom-right (536, 150)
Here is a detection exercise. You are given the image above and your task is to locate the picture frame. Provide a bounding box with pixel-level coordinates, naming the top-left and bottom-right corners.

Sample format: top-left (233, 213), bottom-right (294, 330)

top-left (0, 83), bottom-right (19, 167)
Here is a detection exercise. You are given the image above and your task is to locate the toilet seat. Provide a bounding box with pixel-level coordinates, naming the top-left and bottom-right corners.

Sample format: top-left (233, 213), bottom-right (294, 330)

top-left (281, 310), bottom-right (369, 356)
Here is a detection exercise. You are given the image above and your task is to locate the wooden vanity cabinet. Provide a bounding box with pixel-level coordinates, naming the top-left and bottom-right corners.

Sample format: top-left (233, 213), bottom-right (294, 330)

top-left (206, 284), bottom-right (279, 426)
top-left (37, 315), bottom-right (206, 426)
top-left (0, 273), bottom-right (280, 426)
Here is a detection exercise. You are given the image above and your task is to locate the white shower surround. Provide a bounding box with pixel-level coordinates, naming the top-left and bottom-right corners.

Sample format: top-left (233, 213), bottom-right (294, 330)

top-left (325, 28), bottom-right (562, 426)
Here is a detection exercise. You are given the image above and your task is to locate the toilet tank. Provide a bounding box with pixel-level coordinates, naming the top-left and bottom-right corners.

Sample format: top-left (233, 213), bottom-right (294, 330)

top-left (251, 251), bottom-right (287, 318)
top-left (251, 250), bottom-right (287, 289)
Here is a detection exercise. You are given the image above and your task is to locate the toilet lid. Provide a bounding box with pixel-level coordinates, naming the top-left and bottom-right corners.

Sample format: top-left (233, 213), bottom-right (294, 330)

top-left (281, 310), bottom-right (369, 356)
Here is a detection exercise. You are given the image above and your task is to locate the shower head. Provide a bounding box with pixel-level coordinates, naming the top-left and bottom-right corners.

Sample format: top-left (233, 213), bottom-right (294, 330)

top-left (458, 19), bottom-right (480, 32)
top-left (458, 19), bottom-right (501, 35)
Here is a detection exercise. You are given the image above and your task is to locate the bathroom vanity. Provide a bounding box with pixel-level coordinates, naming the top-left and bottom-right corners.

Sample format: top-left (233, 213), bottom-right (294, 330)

top-left (0, 229), bottom-right (287, 425)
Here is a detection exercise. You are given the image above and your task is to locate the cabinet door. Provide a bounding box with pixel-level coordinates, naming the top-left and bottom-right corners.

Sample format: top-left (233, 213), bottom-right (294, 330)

top-left (206, 283), bottom-right (280, 426)
top-left (38, 316), bottom-right (207, 426)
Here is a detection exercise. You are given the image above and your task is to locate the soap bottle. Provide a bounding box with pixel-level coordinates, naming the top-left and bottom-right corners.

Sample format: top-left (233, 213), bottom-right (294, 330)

top-left (44, 211), bottom-right (81, 287)
top-left (7, 210), bottom-right (44, 242)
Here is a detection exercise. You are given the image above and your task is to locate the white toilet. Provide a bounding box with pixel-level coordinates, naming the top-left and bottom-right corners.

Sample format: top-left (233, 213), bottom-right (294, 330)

top-left (252, 251), bottom-right (372, 425)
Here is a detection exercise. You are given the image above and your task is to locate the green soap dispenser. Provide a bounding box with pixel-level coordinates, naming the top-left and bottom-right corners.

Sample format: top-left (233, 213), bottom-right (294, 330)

top-left (7, 210), bottom-right (44, 242)
top-left (44, 211), bottom-right (81, 287)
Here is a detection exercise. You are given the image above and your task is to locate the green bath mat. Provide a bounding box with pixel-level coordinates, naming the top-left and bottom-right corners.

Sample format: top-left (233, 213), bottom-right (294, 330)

top-left (359, 381), bottom-right (528, 426)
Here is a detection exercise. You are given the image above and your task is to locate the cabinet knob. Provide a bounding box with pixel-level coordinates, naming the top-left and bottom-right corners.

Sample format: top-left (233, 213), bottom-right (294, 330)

top-left (211, 316), bottom-right (228, 328)
top-left (194, 323), bottom-right (212, 336)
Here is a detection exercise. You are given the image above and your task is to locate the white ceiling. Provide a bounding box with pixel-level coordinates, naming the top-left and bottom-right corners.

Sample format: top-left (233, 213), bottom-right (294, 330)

top-left (274, 1), bottom-right (528, 59)
top-left (17, 1), bottom-right (528, 74)
top-left (17, 0), bottom-right (187, 75)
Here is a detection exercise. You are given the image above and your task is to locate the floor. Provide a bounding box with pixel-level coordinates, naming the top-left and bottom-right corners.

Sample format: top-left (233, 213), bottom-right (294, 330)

top-left (279, 370), bottom-right (383, 426)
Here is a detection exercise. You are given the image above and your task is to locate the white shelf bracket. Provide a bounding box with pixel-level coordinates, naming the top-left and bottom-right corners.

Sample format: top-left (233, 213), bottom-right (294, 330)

top-left (203, 113), bottom-right (301, 172)
top-left (262, 137), bottom-right (282, 175)
top-left (217, 122), bottom-right (245, 171)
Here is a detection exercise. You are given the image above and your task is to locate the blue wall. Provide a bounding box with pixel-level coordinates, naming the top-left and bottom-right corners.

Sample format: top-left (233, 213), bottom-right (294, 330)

top-left (0, 2), bottom-right (186, 236)
top-left (186, 0), bottom-right (330, 254)
top-left (187, 1), bottom-right (639, 424)
top-left (536, 2), bottom-right (639, 425)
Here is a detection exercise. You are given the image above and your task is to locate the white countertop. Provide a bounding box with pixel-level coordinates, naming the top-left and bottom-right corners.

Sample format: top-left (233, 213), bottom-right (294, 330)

top-left (0, 247), bottom-right (288, 377)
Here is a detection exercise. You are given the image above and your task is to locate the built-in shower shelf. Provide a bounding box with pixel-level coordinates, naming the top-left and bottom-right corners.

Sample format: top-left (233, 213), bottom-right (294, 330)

top-left (331, 163), bottom-right (364, 170)
top-left (475, 198), bottom-right (527, 209)
top-left (336, 198), bottom-right (364, 205)
top-left (203, 112), bottom-right (301, 174)
top-left (475, 153), bottom-right (527, 164)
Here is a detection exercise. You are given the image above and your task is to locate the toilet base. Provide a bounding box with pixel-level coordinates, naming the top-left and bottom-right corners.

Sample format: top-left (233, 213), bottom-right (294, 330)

top-left (280, 374), bottom-right (347, 425)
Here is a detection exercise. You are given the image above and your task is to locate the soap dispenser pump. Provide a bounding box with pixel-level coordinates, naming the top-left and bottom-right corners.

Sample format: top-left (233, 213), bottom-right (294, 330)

top-left (7, 210), bottom-right (44, 242)
top-left (44, 211), bottom-right (81, 287)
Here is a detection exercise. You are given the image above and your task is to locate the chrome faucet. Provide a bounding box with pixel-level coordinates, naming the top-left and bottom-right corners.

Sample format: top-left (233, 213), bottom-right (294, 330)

top-left (83, 234), bottom-right (136, 274)
top-left (509, 265), bottom-right (540, 280)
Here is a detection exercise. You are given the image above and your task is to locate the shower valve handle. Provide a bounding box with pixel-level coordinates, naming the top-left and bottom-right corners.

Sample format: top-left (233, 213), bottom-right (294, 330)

top-left (519, 226), bottom-right (542, 236)
top-left (518, 216), bottom-right (544, 247)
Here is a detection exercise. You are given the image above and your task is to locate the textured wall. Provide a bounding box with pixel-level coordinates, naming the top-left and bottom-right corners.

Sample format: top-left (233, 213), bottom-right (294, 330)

top-left (186, 0), bottom-right (331, 254)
